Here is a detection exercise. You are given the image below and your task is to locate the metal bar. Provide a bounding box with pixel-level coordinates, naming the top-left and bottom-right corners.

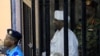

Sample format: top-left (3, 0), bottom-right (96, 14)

top-left (23, 3), bottom-right (30, 56)
top-left (11, 0), bottom-right (16, 30)
top-left (44, 0), bottom-right (50, 56)
top-left (28, 6), bottom-right (32, 56)
top-left (10, 0), bottom-right (13, 28)
top-left (55, 0), bottom-right (59, 10)
top-left (63, 0), bottom-right (68, 56)
top-left (81, 0), bottom-right (87, 56)
top-left (39, 0), bottom-right (44, 56)
top-left (70, 0), bottom-right (75, 30)
top-left (97, 29), bottom-right (100, 56)
top-left (32, 0), bottom-right (36, 56)
top-left (20, 0), bottom-right (24, 50)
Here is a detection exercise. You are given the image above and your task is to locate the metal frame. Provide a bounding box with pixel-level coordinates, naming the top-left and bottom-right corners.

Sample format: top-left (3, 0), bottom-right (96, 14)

top-left (44, 0), bottom-right (50, 56)
top-left (22, 0), bottom-right (100, 56)
top-left (63, 0), bottom-right (68, 56)
top-left (32, 0), bottom-right (36, 56)
top-left (10, 0), bottom-right (16, 30)
top-left (70, 0), bottom-right (75, 30)
top-left (81, 0), bottom-right (87, 56)
top-left (39, 0), bottom-right (44, 56)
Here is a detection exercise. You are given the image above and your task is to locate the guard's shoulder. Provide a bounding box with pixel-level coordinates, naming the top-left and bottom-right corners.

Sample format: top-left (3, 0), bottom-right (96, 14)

top-left (95, 18), bottom-right (100, 26)
top-left (12, 51), bottom-right (23, 56)
top-left (13, 52), bottom-right (19, 56)
top-left (96, 18), bottom-right (100, 23)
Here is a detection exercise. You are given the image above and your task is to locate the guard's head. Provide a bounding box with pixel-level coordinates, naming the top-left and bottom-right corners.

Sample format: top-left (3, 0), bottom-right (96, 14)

top-left (4, 29), bottom-right (22, 47)
top-left (86, 0), bottom-right (98, 17)
top-left (53, 10), bottom-right (70, 30)
top-left (86, 0), bottom-right (98, 9)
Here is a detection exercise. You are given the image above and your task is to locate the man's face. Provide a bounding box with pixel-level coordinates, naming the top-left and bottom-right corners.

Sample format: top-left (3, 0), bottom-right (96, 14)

top-left (53, 19), bottom-right (62, 29)
top-left (4, 34), bottom-right (14, 47)
top-left (86, 6), bottom-right (95, 17)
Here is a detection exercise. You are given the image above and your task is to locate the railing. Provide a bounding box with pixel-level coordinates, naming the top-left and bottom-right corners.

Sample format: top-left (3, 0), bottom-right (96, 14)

top-left (23, 0), bottom-right (100, 56)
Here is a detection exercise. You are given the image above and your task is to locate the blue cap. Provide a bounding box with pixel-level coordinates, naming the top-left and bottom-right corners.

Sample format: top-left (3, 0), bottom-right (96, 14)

top-left (7, 29), bottom-right (22, 40)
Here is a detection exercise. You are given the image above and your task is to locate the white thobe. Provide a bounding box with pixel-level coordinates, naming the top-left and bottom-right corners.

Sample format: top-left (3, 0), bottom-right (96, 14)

top-left (42, 28), bottom-right (78, 56)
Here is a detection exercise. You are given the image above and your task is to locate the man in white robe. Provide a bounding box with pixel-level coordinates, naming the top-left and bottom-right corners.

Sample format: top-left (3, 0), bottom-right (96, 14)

top-left (42, 10), bottom-right (78, 56)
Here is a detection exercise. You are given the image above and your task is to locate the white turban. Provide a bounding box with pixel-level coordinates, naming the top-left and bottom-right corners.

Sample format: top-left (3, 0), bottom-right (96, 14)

top-left (54, 10), bottom-right (70, 23)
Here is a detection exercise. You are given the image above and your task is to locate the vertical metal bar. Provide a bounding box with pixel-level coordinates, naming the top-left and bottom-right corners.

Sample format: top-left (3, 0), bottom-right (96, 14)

top-left (15, 0), bottom-right (21, 32)
top-left (63, 0), bottom-right (68, 56)
top-left (39, 0), bottom-right (44, 56)
top-left (23, 3), bottom-right (30, 56)
top-left (28, 6), bottom-right (32, 56)
top-left (32, 0), bottom-right (36, 56)
top-left (50, 0), bottom-right (55, 40)
top-left (70, 0), bottom-right (75, 30)
top-left (55, 0), bottom-right (59, 10)
top-left (97, 29), bottom-right (100, 56)
top-left (20, 0), bottom-right (24, 50)
top-left (44, 0), bottom-right (50, 56)
top-left (11, 0), bottom-right (16, 30)
top-left (10, 0), bottom-right (13, 29)
top-left (81, 0), bottom-right (87, 56)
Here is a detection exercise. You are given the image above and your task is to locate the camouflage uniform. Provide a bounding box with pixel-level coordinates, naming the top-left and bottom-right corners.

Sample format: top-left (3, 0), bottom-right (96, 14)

top-left (74, 18), bottom-right (100, 56)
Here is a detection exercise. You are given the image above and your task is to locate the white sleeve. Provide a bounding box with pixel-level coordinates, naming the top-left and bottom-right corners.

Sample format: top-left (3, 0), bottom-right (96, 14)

top-left (69, 30), bottom-right (78, 56)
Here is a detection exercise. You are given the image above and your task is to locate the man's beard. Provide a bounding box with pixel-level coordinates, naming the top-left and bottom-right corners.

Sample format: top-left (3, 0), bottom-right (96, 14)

top-left (54, 25), bottom-right (61, 31)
